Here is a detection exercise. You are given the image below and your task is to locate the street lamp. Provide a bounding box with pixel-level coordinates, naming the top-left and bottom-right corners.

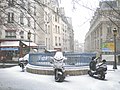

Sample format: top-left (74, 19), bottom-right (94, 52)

top-left (113, 28), bottom-right (117, 69)
top-left (28, 30), bottom-right (31, 53)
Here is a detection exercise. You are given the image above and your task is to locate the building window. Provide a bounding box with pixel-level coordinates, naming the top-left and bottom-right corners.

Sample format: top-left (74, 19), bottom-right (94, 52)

top-left (5, 30), bottom-right (16, 38)
top-left (57, 8), bottom-right (59, 14)
top-left (53, 16), bottom-right (54, 21)
top-left (20, 13), bottom-right (24, 25)
top-left (58, 26), bottom-right (60, 34)
top-left (44, 0), bottom-right (47, 4)
top-left (55, 14), bottom-right (57, 22)
top-left (8, 0), bottom-right (14, 6)
top-left (55, 36), bottom-right (57, 46)
top-left (48, 25), bottom-right (50, 34)
top-left (34, 6), bottom-right (36, 16)
top-left (34, 20), bottom-right (36, 29)
top-left (27, 17), bottom-right (30, 27)
top-left (100, 26), bottom-right (102, 36)
top-left (59, 37), bottom-right (61, 46)
top-left (28, 2), bottom-right (31, 14)
top-left (21, 0), bottom-right (25, 8)
top-left (107, 26), bottom-right (111, 34)
top-left (8, 12), bottom-right (14, 23)
top-left (19, 31), bottom-right (24, 35)
top-left (45, 14), bottom-right (47, 21)
top-left (19, 31), bottom-right (24, 38)
top-left (45, 24), bottom-right (47, 33)
top-left (55, 25), bottom-right (57, 33)
top-left (59, 43), bottom-right (61, 46)
top-left (57, 16), bottom-right (59, 23)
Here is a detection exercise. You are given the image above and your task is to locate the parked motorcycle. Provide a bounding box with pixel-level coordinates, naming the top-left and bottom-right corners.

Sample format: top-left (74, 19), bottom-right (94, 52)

top-left (88, 59), bottom-right (107, 80)
top-left (50, 51), bottom-right (67, 82)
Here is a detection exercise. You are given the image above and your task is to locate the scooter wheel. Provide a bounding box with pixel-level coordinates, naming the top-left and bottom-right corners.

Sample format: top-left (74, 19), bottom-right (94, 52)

top-left (55, 74), bottom-right (65, 82)
top-left (88, 70), bottom-right (93, 76)
top-left (100, 74), bottom-right (105, 80)
top-left (55, 72), bottom-right (60, 82)
top-left (55, 77), bottom-right (60, 82)
top-left (99, 72), bottom-right (105, 80)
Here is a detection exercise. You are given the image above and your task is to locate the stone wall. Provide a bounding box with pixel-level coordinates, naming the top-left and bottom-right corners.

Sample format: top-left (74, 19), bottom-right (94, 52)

top-left (26, 67), bottom-right (89, 76)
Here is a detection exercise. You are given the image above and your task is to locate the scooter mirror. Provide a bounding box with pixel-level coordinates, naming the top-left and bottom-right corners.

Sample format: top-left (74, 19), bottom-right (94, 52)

top-left (50, 57), bottom-right (54, 60)
top-left (63, 57), bottom-right (67, 60)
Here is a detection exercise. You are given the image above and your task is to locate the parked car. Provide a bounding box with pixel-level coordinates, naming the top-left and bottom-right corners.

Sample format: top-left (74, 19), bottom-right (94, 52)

top-left (18, 54), bottom-right (29, 71)
top-left (19, 54), bottom-right (29, 64)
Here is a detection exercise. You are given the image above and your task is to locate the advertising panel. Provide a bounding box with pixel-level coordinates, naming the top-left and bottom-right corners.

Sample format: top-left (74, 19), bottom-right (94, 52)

top-left (102, 42), bottom-right (114, 52)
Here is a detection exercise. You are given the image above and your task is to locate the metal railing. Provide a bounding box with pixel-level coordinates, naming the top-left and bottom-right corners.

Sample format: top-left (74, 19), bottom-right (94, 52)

top-left (29, 52), bottom-right (96, 67)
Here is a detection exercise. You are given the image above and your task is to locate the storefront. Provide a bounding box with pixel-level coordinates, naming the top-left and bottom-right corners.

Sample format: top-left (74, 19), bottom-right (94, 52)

top-left (0, 40), bottom-right (38, 60)
top-left (0, 41), bottom-right (19, 60)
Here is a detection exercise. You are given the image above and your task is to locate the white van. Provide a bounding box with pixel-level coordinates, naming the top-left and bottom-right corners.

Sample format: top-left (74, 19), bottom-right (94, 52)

top-left (19, 54), bottom-right (29, 62)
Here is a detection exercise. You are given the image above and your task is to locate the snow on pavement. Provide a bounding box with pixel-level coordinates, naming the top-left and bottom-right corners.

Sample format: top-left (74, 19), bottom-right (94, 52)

top-left (0, 65), bottom-right (120, 90)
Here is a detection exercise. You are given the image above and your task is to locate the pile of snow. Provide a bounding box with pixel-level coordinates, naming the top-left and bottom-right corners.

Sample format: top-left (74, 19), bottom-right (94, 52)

top-left (0, 65), bottom-right (120, 90)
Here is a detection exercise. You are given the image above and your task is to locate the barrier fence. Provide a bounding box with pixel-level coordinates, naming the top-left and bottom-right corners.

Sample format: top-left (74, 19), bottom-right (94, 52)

top-left (29, 52), bottom-right (96, 67)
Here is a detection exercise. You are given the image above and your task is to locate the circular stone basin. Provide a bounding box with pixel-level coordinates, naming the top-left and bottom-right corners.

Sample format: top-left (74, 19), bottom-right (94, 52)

top-left (26, 64), bottom-right (89, 76)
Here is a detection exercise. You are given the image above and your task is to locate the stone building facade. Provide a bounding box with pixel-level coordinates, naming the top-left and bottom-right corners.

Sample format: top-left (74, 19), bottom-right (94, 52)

top-left (0, 0), bottom-right (74, 60)
top-left (85, 0), bottom-right (120, 57)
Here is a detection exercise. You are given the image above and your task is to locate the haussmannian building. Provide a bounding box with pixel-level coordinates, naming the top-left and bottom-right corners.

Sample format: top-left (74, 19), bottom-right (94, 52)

top-left (40, 0), bottom-right (74, 52)
top-left (84, 0), bottom-right (120, 58)
top-left (0, 0), bottom-right (74, 60)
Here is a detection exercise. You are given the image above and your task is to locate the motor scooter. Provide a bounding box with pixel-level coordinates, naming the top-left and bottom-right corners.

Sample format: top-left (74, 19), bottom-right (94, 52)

top-left (50, 51), bottom-right (67, 82)
top-left (88, 60), bottom-right (107, 80)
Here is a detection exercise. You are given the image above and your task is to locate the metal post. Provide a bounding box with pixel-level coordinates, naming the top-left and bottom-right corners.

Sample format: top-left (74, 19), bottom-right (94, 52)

top-left (28, 30), bottom-right (31, 53)
top-left (113, 28), bottom-right (117, 69)
top-left (29, 38), bottom-right (30, 53)
top-left (19, 40), bottom-right (21, 63)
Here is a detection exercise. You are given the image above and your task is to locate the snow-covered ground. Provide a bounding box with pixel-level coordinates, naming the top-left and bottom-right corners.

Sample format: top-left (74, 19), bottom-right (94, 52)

top-left (0, 65), bottom-right (120, 90)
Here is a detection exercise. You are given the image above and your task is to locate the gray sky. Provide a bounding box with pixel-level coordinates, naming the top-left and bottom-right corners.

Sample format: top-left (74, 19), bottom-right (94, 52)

top-left (60, 0), bottom-right (100, 43)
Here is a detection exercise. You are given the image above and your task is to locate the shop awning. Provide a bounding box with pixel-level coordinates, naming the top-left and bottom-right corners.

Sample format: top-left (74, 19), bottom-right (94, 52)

top-left (0, 47), bottom-right (19, 51)
top-left (0, 41), bottom-right (19, 47)
top-left (22, 41), bottom-right (38, 47)
top-left (0, 41), bottom-right (38, 47)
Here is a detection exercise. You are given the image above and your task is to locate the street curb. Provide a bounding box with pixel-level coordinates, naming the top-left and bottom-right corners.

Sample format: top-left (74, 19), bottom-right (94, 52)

top-left (0, 63), bottom-right (18, 68)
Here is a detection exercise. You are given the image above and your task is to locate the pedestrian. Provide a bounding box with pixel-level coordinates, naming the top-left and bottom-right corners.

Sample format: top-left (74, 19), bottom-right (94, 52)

top-left (1, 56), bottom-right (6, 68)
